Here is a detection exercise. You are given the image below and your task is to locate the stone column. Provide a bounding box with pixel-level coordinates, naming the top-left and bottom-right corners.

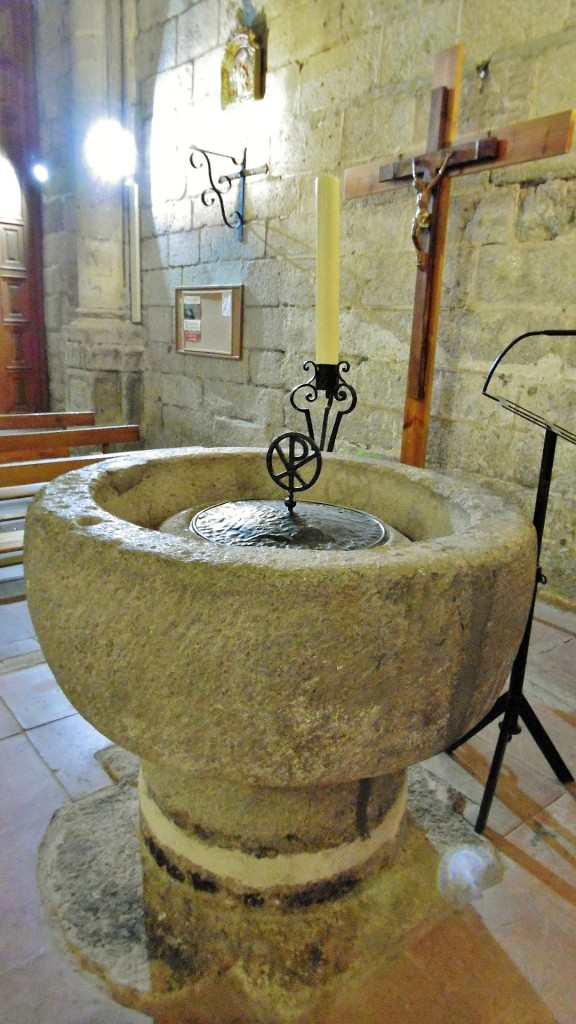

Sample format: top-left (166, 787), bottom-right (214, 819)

top-left (138, 760), bottom-right (407, 1015)
top-left (63, 0), bottom-right (145, 423)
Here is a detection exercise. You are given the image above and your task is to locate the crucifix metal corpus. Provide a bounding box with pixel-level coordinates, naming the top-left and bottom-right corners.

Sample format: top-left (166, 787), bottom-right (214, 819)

top-left (344, 44), bottom-right (575, 467)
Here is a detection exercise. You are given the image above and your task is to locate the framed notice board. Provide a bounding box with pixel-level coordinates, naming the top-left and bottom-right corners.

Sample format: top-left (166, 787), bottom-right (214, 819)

top-left (175, 286), bottom-right (243, 358)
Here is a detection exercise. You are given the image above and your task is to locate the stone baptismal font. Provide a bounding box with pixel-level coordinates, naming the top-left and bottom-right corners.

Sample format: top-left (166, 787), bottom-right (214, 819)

top-left (24, 444), bottom-right (536, 1021)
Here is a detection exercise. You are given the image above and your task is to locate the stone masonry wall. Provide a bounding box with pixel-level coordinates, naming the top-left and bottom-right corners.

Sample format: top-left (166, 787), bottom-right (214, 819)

top-left (33, 0), bottom-right (76, 408)
top-left (35, 0), bottom-right (146, 424)
top-left (38, 0), bottom-right (576, 603)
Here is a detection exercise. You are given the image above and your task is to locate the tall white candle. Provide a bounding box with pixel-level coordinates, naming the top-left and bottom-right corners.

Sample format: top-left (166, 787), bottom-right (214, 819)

top-left (315, 174), bottom-right (340, 365)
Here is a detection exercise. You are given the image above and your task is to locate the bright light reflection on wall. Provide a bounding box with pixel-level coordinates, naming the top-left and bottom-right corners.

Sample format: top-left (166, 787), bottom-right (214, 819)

top-left (149, 35), bottom-right (285, 236)
top-left (149, 80), bottom-right (189, 226)
top-left (32, 162), bottom-right (50, 184)
top-left (84, 118), bottom-right (136, 184)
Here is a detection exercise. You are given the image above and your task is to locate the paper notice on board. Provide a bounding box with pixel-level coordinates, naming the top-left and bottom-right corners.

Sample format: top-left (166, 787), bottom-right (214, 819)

top-left (183, 297), bottom-right (202, 344)
top-left (221, 291), bottom-right (232, 317)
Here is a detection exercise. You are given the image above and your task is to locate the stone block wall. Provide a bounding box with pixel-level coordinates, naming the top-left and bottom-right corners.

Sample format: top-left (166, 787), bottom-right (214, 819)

top-left (35, 0), bottom-right (576, 602)
top-left (35, 0), bottom-right (146, 424)
top-left (33, 0), bottom-right (77, 408)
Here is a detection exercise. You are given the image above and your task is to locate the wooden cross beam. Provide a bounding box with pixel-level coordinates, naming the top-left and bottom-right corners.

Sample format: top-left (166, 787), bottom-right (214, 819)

top-left (344, 44), bottom-right (575, 467)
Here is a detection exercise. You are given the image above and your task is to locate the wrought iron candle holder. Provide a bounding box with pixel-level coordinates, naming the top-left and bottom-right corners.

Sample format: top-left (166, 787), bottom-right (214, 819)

top-left (290, 360), bottom-right (357, 452)
top-left (189, 146), bottom-right (269, 241)
top-left (266, 360), bottom-right (357, 512)
top-left (189, 358), bottom-right (390, 550)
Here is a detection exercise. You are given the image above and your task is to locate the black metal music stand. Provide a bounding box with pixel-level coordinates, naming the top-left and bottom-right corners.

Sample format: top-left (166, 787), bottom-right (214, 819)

top-left (447, 329), bottom-right (575, 833)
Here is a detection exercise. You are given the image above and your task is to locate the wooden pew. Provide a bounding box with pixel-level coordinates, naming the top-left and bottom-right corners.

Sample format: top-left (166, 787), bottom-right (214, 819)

top-left (0, 415), bottom-right (141, 590)
top-left (0, 411), bottom-right (96, 430)
top-left (0, 448), bottom-right (139, 489)
top-left (0, 423), bottom-right (141, 463)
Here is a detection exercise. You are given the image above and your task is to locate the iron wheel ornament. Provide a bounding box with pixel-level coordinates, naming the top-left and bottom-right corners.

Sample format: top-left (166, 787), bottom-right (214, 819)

top-left (266, 431), bottom-right (322, 512)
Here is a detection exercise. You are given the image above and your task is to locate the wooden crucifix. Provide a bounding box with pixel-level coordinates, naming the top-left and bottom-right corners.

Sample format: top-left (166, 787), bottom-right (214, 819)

top-left (344, 45), bottom-right (575, 467)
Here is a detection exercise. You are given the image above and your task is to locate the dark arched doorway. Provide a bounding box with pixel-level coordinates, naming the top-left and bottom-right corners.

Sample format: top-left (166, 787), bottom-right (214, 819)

top-left (0, 0), bottom-right (48, 412)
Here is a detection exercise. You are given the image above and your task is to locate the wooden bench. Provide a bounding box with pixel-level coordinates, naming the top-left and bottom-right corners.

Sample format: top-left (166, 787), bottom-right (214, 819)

top-left (0, 411), bottom-right (97, 430)
top-left (0, 423), bottom-right (141, 464)
top-left (0, 413), bottom-right (141, 591)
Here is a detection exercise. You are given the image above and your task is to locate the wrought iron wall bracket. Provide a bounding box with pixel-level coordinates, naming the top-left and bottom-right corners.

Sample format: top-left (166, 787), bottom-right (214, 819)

top-left (189, 146), bottom-right (269, 241)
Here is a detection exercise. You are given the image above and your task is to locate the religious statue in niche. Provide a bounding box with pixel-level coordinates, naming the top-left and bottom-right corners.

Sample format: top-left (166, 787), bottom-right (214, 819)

top-left (221, 16), bottom-right (264, 109)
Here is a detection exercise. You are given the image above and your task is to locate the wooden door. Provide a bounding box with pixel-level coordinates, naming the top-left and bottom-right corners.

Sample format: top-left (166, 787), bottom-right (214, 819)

top-left (0, 0), bottom-right (48, 413)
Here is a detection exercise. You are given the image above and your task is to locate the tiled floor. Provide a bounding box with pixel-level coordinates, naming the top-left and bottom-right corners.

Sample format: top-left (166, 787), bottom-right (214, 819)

top-left (0, 595), bottom-right (575, 1023)
top-left (0, 599), bottom-right (148, 1024)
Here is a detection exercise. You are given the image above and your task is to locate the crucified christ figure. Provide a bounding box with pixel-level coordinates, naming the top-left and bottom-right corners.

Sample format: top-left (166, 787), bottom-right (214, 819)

top-left (411, 151), bottom-right (451, 271)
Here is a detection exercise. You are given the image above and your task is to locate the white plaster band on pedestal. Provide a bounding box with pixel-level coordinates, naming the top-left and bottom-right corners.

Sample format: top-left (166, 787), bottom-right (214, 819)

top-left (139, 775), bottom-right (407, 892)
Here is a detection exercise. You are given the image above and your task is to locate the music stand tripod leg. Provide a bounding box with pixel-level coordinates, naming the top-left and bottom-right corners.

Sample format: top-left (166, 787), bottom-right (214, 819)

top-left (474, 697), bottom-right (522, 834)
top-left (511, 425), bottom-right (574, 782)
top-left (454, 426), bottom-right (573, 832)
top-left (519, 695), bottom-right (574, 783)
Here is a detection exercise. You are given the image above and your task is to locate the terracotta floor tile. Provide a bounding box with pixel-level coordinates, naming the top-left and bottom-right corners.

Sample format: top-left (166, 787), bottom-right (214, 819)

top-left (406, 906), bottom-right (559, 1024)
top-left (526, 676), bottom-right (576, 716)
top-left (0, 647), bottom-right (46, 677)
top-left (534, 602), bottom-right (576, 635)
top-left (0, 601), bottom-right (37, 655)
top-left (425, 735), bottom-right (566, 835)
top-left (475, 850), bottom-right (576, 1024)
top-left (0, 634), bottom-right (41, 662)
top-left (530, 618), bottom-right (572, 654)
top-left (0, 816), bottom-right (52, 972)
top-left (0, 696), bottom-right (20, 739)
top-left (526, 642), bottom-right (576, 708)
top-left (0, 732), bottom-right (67, 826)
top-left (469, 740), bottom-right (565, 828)
top-left (463, 695), bottom-right (576, 785)
top-left (27, 714), bottom-right (113, 799)
top-left (308, 906), bottom-right (558, 1024)
top-left (0, 661), bottom-right (75, 729)
top-left (502, 792), bottom-right (576, 891)
top-left (420, 750), bottom-right (523, 834)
